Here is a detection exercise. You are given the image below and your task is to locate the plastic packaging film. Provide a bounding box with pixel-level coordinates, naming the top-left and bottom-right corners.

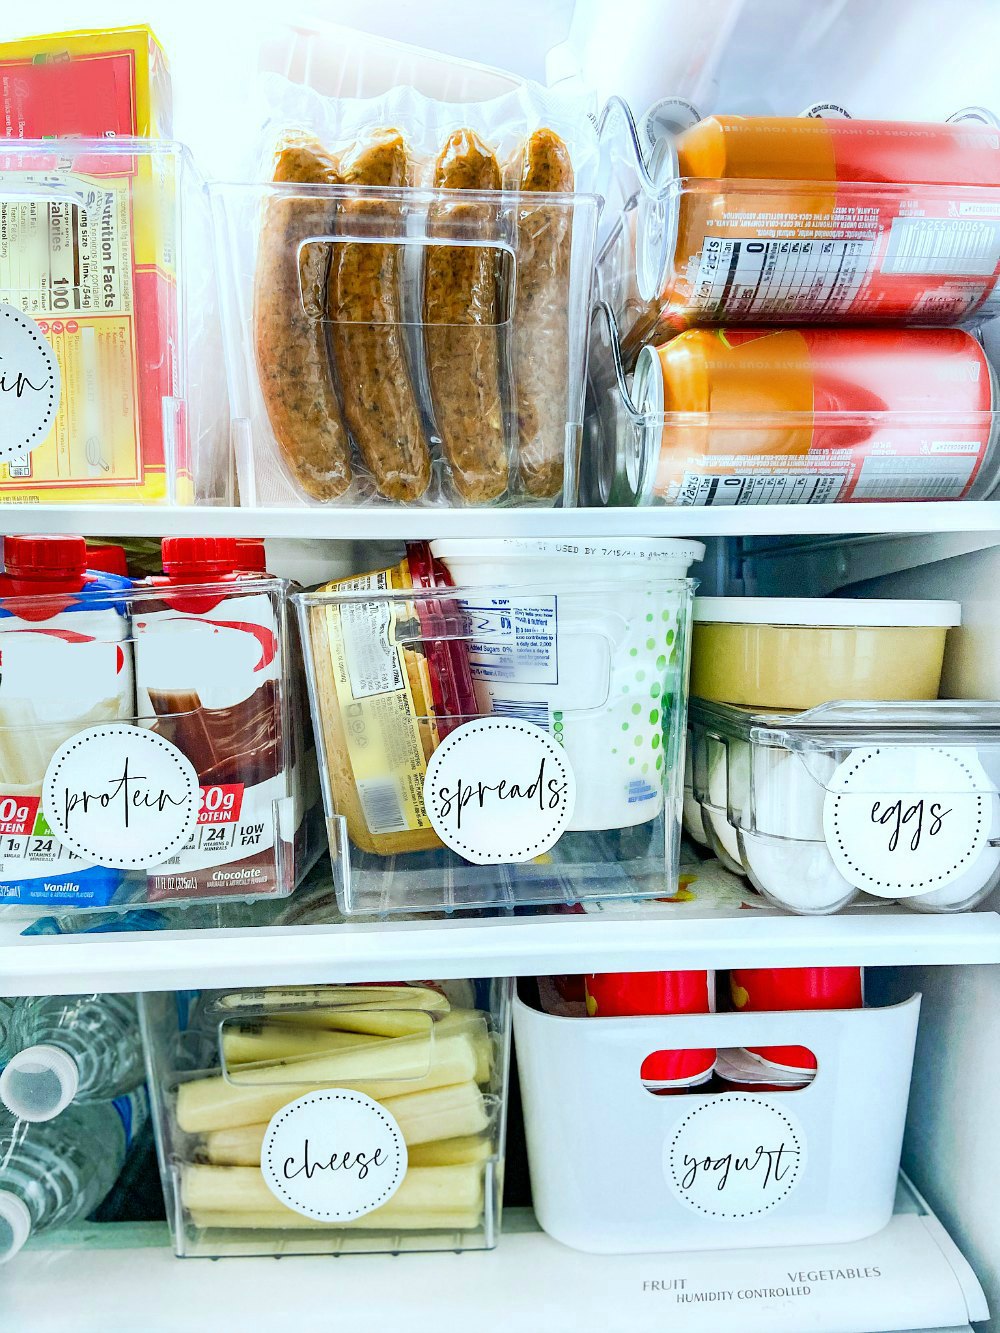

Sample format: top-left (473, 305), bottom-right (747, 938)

top-left (236, 75), bottom-right (598, 508)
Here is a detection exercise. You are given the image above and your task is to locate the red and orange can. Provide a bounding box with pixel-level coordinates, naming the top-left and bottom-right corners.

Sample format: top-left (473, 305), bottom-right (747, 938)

top-left (625, 325), bottom-right (998, 506)
top-left (638, 115), bottom-right (1000, 336)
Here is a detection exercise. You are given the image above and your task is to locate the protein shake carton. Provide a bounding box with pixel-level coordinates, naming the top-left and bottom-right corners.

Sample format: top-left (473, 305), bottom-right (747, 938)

top-left (0, 534), bottom-right (133, 907)
top-left (133, 537), bottom-right (293, 901)
top-left (235, 539), bottom-right (325, 887)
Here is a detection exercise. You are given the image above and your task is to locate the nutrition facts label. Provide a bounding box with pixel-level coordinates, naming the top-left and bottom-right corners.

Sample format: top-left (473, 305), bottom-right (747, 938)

top-left (675, 455), bottom-right (980, 505)
top-left (0, 179), bottom-right (133, 316)
top-left (692, 237), bottom-right (877, 319)
top-left (677, 473), bottom-right (848, 505)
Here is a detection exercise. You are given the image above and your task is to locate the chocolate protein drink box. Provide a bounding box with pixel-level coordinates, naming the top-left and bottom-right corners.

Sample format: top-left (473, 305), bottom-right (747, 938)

top-left (132, 538), bottom-right (298, 902)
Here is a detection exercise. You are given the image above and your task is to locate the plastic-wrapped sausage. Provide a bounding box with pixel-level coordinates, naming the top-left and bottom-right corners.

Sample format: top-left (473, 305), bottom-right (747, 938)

top-left (424, 129), bottom-right (507, 503)
top-left (253, 135), bottom-right (352, 501)
top-left (510, 129), bottom-right (575, 499)
top-left (329, 128), bottom-right (432, 502)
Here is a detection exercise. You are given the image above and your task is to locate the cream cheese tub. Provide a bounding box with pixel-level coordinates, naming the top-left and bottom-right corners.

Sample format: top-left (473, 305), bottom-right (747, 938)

top-left (430, 539), bottom-right (703, 832)
top-left (691, 597), bottom-right (961, 709)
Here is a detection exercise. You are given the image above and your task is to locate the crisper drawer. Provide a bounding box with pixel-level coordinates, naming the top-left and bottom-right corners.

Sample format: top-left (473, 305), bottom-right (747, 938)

top-left (140, 979), bottom-right (512, 1257)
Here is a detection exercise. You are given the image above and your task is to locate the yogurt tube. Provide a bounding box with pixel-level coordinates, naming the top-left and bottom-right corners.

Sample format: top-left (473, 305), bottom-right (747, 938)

top-left (430, 539), bottom-right (702, 832)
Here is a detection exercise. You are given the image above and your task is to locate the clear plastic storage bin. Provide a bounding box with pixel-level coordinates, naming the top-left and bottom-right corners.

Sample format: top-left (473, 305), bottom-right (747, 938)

top-left (688, 698), bottom-right (1000, 915)
top-left (0, 573), bottom-right (315, 913)
top-left (295, 539), bottom-right (699, 914)
top-left (0, 139), bottom-right (231, 506)
top-left (140, 979), bottom-right (512, 1257)
top-left (582, 99), bottom-right (1000, 508)
top-left (594, 97), bottom-right (1000, 346)
top-left (211, 173), bottom-right (600, 509)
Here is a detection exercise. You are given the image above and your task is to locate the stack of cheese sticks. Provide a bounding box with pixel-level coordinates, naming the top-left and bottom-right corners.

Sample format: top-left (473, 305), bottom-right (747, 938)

top-left (175, 984), bottom-right (498, 1233)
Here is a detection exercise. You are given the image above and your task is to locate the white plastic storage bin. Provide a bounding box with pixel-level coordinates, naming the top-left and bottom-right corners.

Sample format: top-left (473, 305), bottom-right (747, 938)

top-left (0, 139), bottom-right (230, 507)
top-left (0, 568), bottom-right (315, 914)
top-left (514, 987), bottom-right (920, 1254)
top-left (211, 168), bottom-right (600, 509)
top-left (140, 979), bottom-right (512, 1258)
top-left (688, 699), bottom-right (1000, 915)
top-left (295, 539), bottom-right (699, 914)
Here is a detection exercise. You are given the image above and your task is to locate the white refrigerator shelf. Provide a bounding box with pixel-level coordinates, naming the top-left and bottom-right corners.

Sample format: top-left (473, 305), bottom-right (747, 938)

top-left (10, 1182), bottom-right (987, 1333)
top-left (2, 899), bottom-right (1000, 995)
top-left (0, 501), bottom-right (999, 540)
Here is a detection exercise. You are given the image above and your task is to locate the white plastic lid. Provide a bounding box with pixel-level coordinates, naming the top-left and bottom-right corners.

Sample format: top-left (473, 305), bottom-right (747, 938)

top-left (693, 597), bottom-right (961, 628)
top-left (0, 1192), bottom-right (31, 1263)
top-left (0, 1045), bottom-right (80, 1122)
top-left (431, 537), bottom-right (705, 569)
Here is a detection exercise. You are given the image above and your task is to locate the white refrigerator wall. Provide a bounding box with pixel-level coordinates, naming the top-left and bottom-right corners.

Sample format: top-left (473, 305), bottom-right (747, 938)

top-left (873, 965), bottom-right (1000, 1333)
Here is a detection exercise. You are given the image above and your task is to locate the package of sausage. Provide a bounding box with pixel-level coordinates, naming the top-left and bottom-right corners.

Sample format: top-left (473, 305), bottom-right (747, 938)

top-left (212, 76), bottom-right (600, 510)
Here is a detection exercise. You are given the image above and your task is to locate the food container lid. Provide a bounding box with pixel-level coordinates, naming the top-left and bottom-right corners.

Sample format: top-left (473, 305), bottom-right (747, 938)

top-left (431, 537), bottom-right (705, 571)
top-left (690, 696), bottom-right (1000, 748)
top-left (693, 596), bottom-right (961, 628)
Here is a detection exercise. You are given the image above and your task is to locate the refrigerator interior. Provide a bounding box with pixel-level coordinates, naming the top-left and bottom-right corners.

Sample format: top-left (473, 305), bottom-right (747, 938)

top-left (3, 0), bottom-right (1000, 1329)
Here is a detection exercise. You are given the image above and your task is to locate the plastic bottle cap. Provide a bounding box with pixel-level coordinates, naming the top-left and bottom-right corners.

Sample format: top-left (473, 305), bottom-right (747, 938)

top-left (235, 539), bottom-right (268, 573)
top-left (0, 1191), bottom-right (32, 1264)
top-left (85, 543), bottom-right (129, 578)
top-left (0, 1045), bottom-right (81, 1122)
top-left (4, 535), bottom-right (87, 581)
top-left (161, 537), bottom-right (240, 580)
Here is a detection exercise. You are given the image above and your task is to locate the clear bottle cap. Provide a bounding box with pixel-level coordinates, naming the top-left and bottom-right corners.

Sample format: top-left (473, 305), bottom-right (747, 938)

top-left (0, 1191), bottom-right (31, 1263)
top-left (0, 1044), bottom-right (81, 1122)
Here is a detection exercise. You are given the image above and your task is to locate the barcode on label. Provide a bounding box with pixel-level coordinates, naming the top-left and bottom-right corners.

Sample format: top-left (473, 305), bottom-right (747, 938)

top-left (884, 217), bottom-right (1000, 276)
top-left (490, 698), bottom-right (551, 731)
top-left (356, 777), bottom-right (408, 835)
top-left (852, 455), bottom-right (977, 499)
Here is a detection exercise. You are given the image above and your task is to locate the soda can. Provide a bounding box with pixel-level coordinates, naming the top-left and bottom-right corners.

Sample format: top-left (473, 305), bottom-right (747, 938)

top-left (725, 966), bottom-right (864, 1088)
top-left (584, 970), bottom-right (715, 1092)
top-left (637, 115), bottom-right (1000, 336)
top-left (624, 325), bottom-right (999, 507)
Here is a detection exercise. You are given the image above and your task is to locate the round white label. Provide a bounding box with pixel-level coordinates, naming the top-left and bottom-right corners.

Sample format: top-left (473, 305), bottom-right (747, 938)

top-left (0, 303), bottom-right (61, 460)
top-left (42, 724), bottom-right (199, 869)
top-left (423, 718), bottom-right (576, 863)
top-left (261, 1090), bottom-right (408, 1221)
top-left (823, 745), bottom-right (994, 898)
top-left (665, 1094), bottom-right (805, 1219)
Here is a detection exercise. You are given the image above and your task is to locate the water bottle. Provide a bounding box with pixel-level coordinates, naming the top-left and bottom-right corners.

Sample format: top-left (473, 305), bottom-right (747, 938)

top-left (0, 995), bottom-right (145, 1122)
top-left (0, 998), bottom-right (13, 1067)
top-left (0, 1090), bottom-right (148, 1263)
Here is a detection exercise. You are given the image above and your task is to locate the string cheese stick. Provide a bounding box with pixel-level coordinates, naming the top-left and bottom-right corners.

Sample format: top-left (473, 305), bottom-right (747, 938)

top-left (199, 1082), bottom-right (489, 1164)
top-left (222, 1025), bottom-right (384, 1066)
top-left (176, 1032), bottom-right (477, 1134)
top-left (182, 1162), bottom-right (484, 1216)
top-left (188, 1207), bottom-right (483, 1232)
